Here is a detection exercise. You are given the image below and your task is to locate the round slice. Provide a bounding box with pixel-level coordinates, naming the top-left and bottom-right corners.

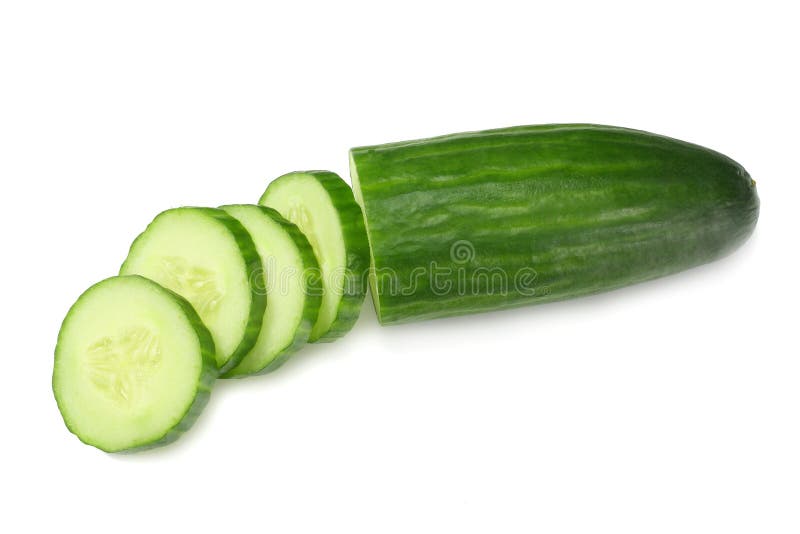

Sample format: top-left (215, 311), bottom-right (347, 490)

top-left (259, 171), bottom-right (370, 342)
top-left (120, 207), bottom-right (266, 373)
top-left (220, 204), bottom-right (322, 378)
top-left (53, 275), bottom-right (217, 452)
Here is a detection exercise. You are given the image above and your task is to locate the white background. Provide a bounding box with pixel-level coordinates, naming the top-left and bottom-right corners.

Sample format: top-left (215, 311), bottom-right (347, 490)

top-left (1, 1), bottom-right (798, 532)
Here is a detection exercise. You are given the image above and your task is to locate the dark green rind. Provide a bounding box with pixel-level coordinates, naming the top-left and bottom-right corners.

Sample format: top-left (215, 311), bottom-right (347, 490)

top-left (259, 171), bottom-right (370, 342)
top-left (120, 207), bottom-right (267, 374)
top-left (219, 205), bottom-right (323, 378)
top-left (350, 124), bottom-right (760, 325)
top-left (53, 275), bottom-right (218, 453)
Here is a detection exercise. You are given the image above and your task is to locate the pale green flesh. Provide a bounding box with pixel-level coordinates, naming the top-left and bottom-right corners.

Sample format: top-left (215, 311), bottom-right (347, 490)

top-left (53, 277), bottom-right (204, 452)
top-left (348, 154), bottom-right (382, 317)
top-left (221, 205), bottom-right (308, 375)
top-left (120, 210), bottom-right (251, 368)
top-left (260, 175), bottom-right (345, 341)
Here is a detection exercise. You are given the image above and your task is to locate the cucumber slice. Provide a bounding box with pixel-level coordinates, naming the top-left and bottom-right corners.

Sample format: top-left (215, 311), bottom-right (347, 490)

top-left (53, 275), bottom-right (217, 452)
top-left (259, 171), bottom-right (370, 342)
top-left (219, 205), bottom-right (322, 377)
top-left (120, 207), bottom-right (266, 373)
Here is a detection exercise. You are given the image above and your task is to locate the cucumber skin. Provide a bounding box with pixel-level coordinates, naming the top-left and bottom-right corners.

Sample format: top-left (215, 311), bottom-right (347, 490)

top-left (120, 207), bottom-right (267, 375)
top-left (259, 171), bottom-right (371, 343)
top-left (53, 275), bottom-right (218, 453)
top-left (220, 205), bottom-right (323, 378)
top-left (350, 124), bottom-right (760, 325)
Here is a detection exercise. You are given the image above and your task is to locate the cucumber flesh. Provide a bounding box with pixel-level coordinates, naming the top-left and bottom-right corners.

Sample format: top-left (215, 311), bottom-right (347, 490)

top-left (259, 171), bottom-right (370, 342)
top-left (53, 275), bottom-right (217, 452)
top-left (220, 204), bottom-right (322, 377)
top-left (120, 207), bottom-right (266, 373)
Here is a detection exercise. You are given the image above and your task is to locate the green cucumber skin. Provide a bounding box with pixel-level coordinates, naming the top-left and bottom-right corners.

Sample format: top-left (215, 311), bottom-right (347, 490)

top-left (220, 205), bottom-right (323, 378)
top-left (350, 124), bottom-right (760, 325)
top-left (53, 275), bottom-right (218, 453)
top-left (309, 172), bottom-right (370, 342)
top-left (260, 171), bottom-right (371, 343)
top-left (120, 207), bottom-right (267, 375)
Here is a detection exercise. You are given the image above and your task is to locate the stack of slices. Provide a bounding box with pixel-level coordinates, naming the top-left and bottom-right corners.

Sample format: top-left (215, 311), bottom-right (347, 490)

top-left (53, 171), bottom-right (370, 452)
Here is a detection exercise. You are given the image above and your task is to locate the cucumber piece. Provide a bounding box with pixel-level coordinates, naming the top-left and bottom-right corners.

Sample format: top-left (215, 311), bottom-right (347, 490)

top-left (53, 275), bottom-right (217, 452)
top-left (259, 171), bottom-right (370, 342)
top-left (349, 124), bottom-right (760, 325)
top-left (120, 207), bottom-right (266, 373)
top-left (219, 205), bottom-right (322, 377)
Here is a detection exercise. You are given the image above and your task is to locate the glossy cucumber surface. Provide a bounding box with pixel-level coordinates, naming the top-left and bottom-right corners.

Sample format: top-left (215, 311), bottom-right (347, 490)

top-left (350, 124), bottom-right (759, 325)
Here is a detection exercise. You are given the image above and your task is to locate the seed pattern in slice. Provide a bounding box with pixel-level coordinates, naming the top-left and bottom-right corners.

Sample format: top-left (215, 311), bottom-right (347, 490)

top-left (86, 326), bottom-right (162, 405)
top-left (120, 207), bottom-right (266, 373)
top-left (53, 275), bottom-right (217, 452)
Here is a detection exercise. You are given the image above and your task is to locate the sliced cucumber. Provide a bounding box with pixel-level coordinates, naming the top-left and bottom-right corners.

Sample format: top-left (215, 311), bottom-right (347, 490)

top-left (259, 171), bottom-right (370, 342)
top-left (53, 275), bottom-right (217, 452)
top-left (120, 207), bottom-right (266, 374)
top-left (350, 124), bottom-right (760, 324)
top-left (219, 204), bottom-right (322, 377)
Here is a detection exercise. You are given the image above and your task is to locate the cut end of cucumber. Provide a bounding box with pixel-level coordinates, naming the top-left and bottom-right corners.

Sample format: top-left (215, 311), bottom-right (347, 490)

top-left (348, 153), bottom-right (382, 324)
top-left (53, 276), bottom-right (216, 453)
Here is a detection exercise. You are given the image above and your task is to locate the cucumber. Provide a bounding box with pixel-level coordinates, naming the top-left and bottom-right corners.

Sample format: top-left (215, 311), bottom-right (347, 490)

top-left (349, 124), bottom-right (760, 325)
top-left (219, 205), bottom-right (323, 377)
top-left (259, 171), bottom-right (370, 342)
top-left (120, 207), bottom-right (266, 373)
top-left (53, 275), bottom-right (217, 452)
